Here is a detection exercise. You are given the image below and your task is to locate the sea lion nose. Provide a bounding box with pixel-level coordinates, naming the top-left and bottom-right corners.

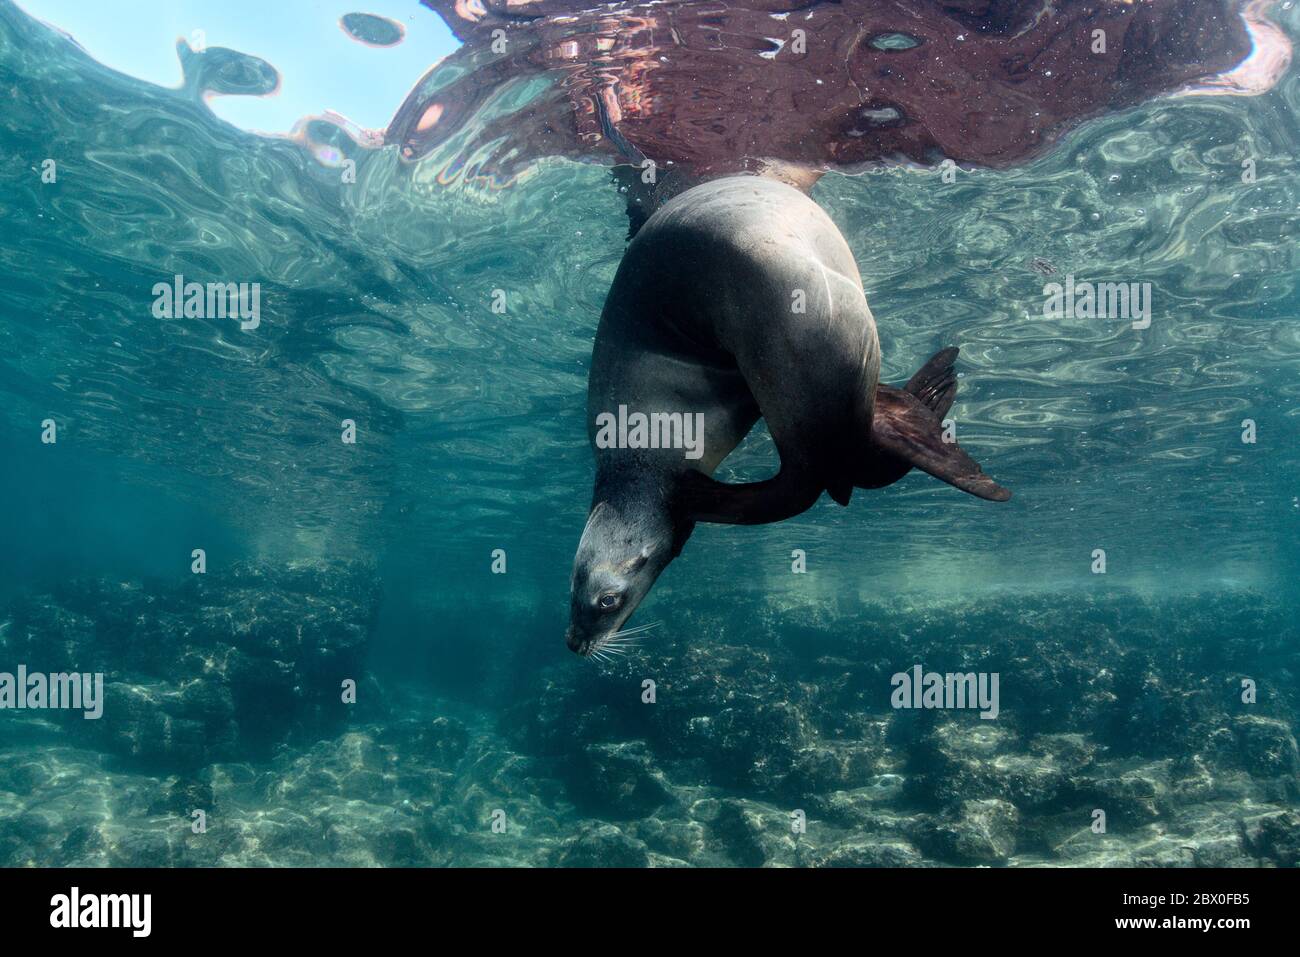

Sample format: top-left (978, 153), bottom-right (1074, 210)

top-left (565, 627), bottom-right (584, 655)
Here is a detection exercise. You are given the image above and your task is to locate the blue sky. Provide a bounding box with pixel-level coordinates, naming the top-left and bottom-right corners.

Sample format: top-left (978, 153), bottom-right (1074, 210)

top-left (16, 0), bottom-right (460, 134)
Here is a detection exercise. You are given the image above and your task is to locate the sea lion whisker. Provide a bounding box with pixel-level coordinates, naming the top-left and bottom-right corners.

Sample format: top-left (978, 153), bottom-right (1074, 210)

top-left (607, 621), bottom-right (661, 639)
top-left (616, 620), bottom-right (661, 632)
top-left (590, 633), bottom-right (648, 660)
top-left (607, 629), bottom-right (651, 641)
top-left (606, 633), bottom-right (646, 645)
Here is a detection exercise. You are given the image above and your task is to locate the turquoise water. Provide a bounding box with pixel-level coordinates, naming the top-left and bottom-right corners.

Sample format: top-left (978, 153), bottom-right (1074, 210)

top-left (0, 2), bottom-right (1298, 867)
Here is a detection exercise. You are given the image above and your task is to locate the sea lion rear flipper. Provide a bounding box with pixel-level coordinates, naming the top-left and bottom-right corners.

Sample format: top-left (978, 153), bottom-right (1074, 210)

top-left (870, 385), bottom-right (1012, 502)
top-left (904, 347), bottom-right (960, 419)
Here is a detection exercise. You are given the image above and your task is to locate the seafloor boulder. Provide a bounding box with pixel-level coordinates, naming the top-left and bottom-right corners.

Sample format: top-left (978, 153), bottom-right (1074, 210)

top-left (0, 561), bottom-right (380, 769)
top-left (555, 823), bottom-right (651, 868)
top-left (920, 798), bottom-right (1021, 864)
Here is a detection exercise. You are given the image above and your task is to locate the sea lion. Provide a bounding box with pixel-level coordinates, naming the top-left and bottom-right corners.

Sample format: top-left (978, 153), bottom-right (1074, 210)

top-left (565, 175), bottom-right (1010, 657)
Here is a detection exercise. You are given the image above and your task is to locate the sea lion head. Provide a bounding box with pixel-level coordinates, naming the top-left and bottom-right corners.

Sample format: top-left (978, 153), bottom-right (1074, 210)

top-left (565, 499), bottom-right (684, 657)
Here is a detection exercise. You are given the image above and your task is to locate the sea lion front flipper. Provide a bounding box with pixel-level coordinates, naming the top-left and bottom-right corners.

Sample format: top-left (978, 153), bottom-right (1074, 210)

top-left (677, 468), bottom-right (823, 525)
top-left (870, 386), bottom-right (1012, 502)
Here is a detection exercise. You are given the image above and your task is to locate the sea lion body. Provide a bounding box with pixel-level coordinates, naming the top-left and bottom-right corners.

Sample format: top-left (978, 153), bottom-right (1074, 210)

top-left (566, 175), bottom-right (1008, 657)
top-left (589, 176), bottom-right (878, 488)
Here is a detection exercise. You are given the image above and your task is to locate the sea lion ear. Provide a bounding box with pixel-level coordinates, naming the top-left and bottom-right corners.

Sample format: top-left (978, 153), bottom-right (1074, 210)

top-left (579, 501), bottom-right (612, 545)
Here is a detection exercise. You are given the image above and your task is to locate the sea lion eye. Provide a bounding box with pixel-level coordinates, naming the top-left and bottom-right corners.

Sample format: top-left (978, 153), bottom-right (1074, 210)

top-left (598, 593), bottom-right (620, 610)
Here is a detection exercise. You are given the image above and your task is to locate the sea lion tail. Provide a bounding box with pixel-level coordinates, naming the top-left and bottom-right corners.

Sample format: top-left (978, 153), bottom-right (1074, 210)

top-left (868, 350), bottom-right (1012, 502)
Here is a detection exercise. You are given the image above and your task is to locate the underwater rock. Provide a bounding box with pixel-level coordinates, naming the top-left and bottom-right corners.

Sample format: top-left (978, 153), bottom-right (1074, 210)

top-left (0, 561), bottom-right (380, 769)
top-left (813, 839), bottom-right (925, 868)
top-left (74, 679), bottom-right (226, 769)
top-left (1212, 715), bottom-right (1300, 784)
top-left (707, 698), bottom-right (815, 794)
top-left (1240, 810), bottom-right (1300, 867)
top-left (512, 641), bottom-right (819, 797)
top-left (704, 798), bottom-right (810, 867)
top-left (556, 823), bottom-right (651, 868)
top-left (806, 780), bottom-right (917, 831)
top-left (626, 815), bottom-right (708, 863)
top-left (1165, 805), bottom-right (1253, 868)
top-left (1077, 761), bottom-right (1169, 830)
top-left (55, 823), bottom-right (109, 867)
top-left (574, 741), bottom-right (675, 819)
top-left (909, 720), bottom-right (1026, 807)
top-left (369, 824), bottom-right (428, 868)
top-left (146, 778), bottom-right (216, 818)
top-left (923, 799), bottom-right (1021, 864)
top-left (0, 601), bottom-right (97, 672)
top-left (377, 715), bottom-right (471, 768)
top-left (781, 742), bottom-right (883, 799)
